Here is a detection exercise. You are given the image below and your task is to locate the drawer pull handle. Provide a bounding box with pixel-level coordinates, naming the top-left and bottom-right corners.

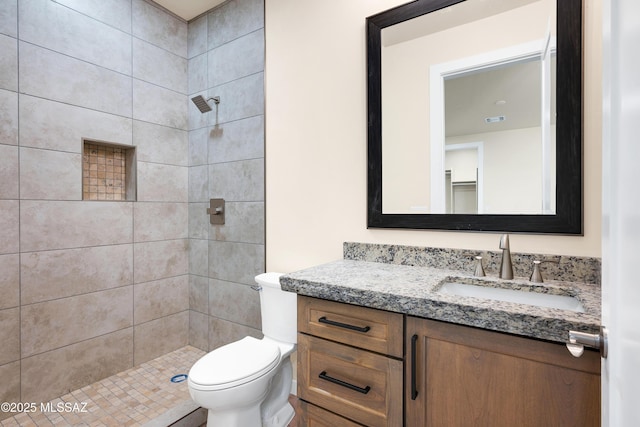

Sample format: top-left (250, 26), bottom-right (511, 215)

top-left (318, 316), bottom-right (371, 333)
top-left (411, 334), bottom-right (419, 400)
top-left (319, 371), bottom-right (371, 394)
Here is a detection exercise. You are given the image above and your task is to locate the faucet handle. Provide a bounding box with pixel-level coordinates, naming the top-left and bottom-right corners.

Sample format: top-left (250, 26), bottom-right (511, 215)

top-left (530, 260), bottom-right (544, 283)
top-left (530, 259), bottom-right (560, 283)
top-left (474, 255), bottom-right (486, 277)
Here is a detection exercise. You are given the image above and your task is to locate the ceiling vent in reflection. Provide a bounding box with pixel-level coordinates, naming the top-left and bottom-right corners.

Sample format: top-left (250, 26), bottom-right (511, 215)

top-left (485, 115), bottom-right (506, 124)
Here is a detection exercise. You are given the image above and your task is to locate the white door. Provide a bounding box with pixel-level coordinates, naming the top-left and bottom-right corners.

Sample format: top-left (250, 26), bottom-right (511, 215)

top-left (540, 27), bottom-right (553, 214)
top-left (601, 0), bottom-right (640, 425)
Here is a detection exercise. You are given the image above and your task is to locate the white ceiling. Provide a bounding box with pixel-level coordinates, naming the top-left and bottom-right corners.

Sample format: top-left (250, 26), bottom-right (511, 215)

top-left (151, 0), bottom-right (226, 21)
top-left (445, 58), bottom-right (556, 137)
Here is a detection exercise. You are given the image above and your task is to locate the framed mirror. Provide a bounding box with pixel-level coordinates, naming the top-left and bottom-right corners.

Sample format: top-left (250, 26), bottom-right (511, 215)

top-left (366, 0), bottom-right (582, 233)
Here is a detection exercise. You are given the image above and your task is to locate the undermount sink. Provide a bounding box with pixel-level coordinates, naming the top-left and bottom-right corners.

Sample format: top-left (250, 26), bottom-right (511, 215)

top-left (437, 279), bottom-right (585, 312)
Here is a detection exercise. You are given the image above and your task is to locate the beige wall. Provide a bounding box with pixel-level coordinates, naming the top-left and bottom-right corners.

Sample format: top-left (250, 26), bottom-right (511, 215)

top-left (265, 0), bottom-right (602, 273)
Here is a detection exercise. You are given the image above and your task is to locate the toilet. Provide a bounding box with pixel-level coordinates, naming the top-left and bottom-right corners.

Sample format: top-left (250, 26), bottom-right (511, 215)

top-left (187, 272), bottom-right (297, 427)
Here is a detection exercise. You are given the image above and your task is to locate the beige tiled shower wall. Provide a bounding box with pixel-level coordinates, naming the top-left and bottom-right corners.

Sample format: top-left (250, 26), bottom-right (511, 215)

top-left (0, 0), bottom-right (267, 420)
top-left (0, 0), bottom-right (204, 419)
top-left (186, 0), bottom-right (266, 353)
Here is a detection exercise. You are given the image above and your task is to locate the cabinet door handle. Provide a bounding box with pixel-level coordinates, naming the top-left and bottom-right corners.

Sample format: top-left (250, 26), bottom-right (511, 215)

top-left (318, 316), bottom-right (371, 333)
top-left (319, 371), bottom-right (371, 394)
top-left (411, 334), bottom-right (419, 400)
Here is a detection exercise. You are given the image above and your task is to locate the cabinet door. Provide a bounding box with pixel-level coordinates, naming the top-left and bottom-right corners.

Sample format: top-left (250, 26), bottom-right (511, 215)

top-left (406, 317), bottom-right (601, 427)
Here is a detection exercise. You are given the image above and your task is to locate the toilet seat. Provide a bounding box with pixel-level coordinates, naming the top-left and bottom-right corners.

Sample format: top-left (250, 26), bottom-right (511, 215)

top-left (188, 337), bottom-right (280, 391)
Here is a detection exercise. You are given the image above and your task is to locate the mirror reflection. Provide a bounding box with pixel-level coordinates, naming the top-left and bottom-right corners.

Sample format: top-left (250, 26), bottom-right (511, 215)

top-left (381, 0), bottom-right (557, 215)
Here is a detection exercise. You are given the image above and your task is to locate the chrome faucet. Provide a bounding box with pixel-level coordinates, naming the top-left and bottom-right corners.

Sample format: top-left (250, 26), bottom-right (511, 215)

top-left (498, 234), bottom-right (513, 280)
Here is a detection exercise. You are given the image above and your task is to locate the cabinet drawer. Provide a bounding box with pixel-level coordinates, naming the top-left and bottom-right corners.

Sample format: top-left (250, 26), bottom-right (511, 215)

top-left (298, 333), bottom-right (403, 427)
top-left (298, 296), bottom-right (403, 357)
top-left (299, 401), bottom-right (365, 427)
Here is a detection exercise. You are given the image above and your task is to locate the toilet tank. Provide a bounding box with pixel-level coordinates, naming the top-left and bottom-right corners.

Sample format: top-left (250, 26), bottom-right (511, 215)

top-left (255, 273), bottom-right (297, 344)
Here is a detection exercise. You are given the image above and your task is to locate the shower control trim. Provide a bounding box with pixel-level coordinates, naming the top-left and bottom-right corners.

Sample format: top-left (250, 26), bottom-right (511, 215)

top-left (207, 198), bottom-right (225, 225)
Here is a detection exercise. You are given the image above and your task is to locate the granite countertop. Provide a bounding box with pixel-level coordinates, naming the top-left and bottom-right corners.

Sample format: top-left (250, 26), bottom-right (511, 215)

top-left (281, 259), bottom-right (601, 344)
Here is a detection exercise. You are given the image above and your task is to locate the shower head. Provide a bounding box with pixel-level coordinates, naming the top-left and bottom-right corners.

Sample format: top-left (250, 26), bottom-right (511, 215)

top-left (191, 95), bottom-right (220, 113)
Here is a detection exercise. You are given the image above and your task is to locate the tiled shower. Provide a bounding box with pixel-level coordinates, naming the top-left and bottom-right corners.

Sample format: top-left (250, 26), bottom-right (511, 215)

top-left (0, 0), bottom-right (265, 419)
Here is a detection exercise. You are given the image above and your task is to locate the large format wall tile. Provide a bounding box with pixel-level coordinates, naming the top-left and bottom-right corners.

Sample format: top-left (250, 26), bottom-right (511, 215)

top-left (21, 244), bottom-right (133, 305)
top-left (189, 127), bottom-right (208, 166)
top-left (19, 0), bottom-right (131, 74)
top-left (138, 162), bottom-right (188, 202)
top-left (189, 202), bottom-right (209, 239)
top-left (19, 42), bottom-right (132, 117)
top-left (132, 0), bottom-right (187, 58)
top-left (0, 200), bottom-right (18, 255)
top-left (207, 0), bottom-right (264, 50)
top-left (189, 238), bottom-right (208, 277)
top-left (208, 316), bottom-right (261, 351)
top-left (0, 34), bottom-right (17, 91)
top-left (0, 0), bottom-right (17, 38)
top-left (133, 79), bottom-right (187, 130)
top-left (20, 201), bottom-right (133, 252)
top-left (208, 115), bottom-right (264, 164)
top-left (19, 147), bottom-right (82, 200)
top-left (134, 275), bottom-right (188, 324)
top-left (133, 120), bottom-right (188, 166)
top-left (0, 89), bottom-right (18, 146)
top-left (0, 254), bottom-right (18, 309)
top-left (208, 279), bottom-right (260, 329)
top-left (187, 14), bottom-right (207, 59)
top-left (189, 165), bottom-right (208, 202)
top-left (134, 202), bottom-right (188, 242)
top-left (208, 29), bottom-right (264, 87)
top-left (210, 201), bottom-right (264, 244)
top-left (21, 286), bottom-right (133, 357)
top-left (20, 95), bottom-right (133, 152)
top-left (46, 0), bottom-right (132, 34)
top-left (208, 240), bottom-right (264, 285)
top-left (134, 311), bottom-right (188, 365)
top-left (0, 144), bottom-right (18, 199)
top-left (189, 310), bottom-right (208, 351)
top-left (21, 329), bottom-right (133, 404)
top-left (0, 308), bottom-right (19, 365)
top-left (133, 38), bottom-right (187, 93)
top-left (189, 53), bottom-right (207, 95)
top-left (207, 72), bottom-right (264, 125)
top-left (134, 239), bottom-right (189, 284)
top-left (209, 158), bottom-right (264, 201)
top-left (189, 275), bottom-right (209, 314)
top-left (0, 361), bottom-right (20, 422)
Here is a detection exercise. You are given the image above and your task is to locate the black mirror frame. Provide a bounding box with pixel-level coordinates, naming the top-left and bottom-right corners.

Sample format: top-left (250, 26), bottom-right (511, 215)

top-left (366, 0), bottom-right (583, 234)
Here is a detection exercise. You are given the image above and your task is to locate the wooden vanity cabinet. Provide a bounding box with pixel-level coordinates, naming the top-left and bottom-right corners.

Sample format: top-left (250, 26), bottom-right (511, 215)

top-left (406, 316), bottom-right (601, 427)
top-left (297, 296), bottom-right (404, 427)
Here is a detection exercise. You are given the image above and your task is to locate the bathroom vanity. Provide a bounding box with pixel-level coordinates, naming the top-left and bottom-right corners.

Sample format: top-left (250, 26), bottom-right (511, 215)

top-left (282, 243), bottom-right (602, 426)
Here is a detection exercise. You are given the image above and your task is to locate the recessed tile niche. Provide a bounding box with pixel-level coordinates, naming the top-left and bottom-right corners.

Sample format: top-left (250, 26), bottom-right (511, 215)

top-left (82, 140), bottom-right (136, 201)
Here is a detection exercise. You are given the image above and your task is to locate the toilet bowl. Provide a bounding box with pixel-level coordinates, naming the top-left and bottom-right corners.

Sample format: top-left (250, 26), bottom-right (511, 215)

top-left (187, 273), bottom-right (297, 427)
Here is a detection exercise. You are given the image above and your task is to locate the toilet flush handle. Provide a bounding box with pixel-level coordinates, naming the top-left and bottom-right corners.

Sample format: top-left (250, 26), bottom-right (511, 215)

top-left (251, 285), bottom-right (262, 291)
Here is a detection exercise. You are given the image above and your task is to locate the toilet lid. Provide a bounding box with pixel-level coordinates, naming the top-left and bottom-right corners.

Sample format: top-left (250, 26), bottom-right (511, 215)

top-left (188, 337), bottom-right (280, 390)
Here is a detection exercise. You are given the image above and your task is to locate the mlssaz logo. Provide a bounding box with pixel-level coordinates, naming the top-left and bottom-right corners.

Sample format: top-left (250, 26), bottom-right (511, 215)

top-left (40, 402), bottom-right (89, 413)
